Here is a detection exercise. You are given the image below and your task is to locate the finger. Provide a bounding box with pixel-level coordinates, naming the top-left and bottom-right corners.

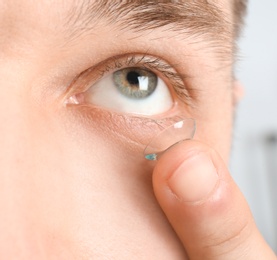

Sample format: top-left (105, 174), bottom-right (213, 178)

top-left (153, 140), bottom-right (276, 260)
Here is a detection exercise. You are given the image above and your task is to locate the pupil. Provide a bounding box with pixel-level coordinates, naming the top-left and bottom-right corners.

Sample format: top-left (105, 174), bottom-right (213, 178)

top-left (127, 71), bottom-right (140, 85)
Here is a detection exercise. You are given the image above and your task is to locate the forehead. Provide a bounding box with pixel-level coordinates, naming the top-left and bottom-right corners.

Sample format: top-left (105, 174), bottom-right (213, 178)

top-left (0, 0), bottom-right (233, 42)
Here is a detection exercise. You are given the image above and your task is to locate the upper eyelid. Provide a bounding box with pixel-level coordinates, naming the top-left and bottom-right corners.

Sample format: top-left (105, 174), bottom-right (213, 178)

top-left (66, 53), bottom-right (192, 104)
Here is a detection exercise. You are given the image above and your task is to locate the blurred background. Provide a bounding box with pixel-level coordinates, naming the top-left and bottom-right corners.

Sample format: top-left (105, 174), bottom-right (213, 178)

top-left (231, 0), bottom-right (277, 253)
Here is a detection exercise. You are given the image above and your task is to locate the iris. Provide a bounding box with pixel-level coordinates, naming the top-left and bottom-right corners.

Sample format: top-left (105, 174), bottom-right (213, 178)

top-left (113, 68), bottom-right (157, 99)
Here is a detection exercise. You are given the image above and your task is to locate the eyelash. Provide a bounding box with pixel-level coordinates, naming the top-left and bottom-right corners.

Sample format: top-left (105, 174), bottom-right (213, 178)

top-left (99, 55), bottom-right (190, 100)
top-left (67, 54), bottom-right (191, 104)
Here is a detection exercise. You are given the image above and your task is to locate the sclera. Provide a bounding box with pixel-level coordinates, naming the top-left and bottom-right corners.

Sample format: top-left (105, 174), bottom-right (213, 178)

top-left (143, 118), bottom-right (196, 160)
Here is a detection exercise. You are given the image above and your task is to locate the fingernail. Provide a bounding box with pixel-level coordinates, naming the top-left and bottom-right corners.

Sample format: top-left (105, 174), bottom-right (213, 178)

top-left (168, 152), bottom-right (218, 202)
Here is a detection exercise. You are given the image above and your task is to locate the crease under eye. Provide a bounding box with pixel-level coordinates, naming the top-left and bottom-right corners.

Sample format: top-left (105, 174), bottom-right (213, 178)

top-left (68, 105), bottom-right (192, 155)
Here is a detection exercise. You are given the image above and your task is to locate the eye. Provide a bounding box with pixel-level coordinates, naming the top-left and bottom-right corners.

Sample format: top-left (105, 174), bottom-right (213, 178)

top-left (113, 68), bottom-right (157, 99)
top-left (82, 67), bottom-right (173, 115)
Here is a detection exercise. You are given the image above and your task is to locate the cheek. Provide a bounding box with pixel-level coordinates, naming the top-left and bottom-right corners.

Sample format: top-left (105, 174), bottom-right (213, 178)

top-left (193, 88), bottom-right (233, 163)
top-left (42, 116), bottom-right (185, 258)
top-left (0, 105), bottom-right (185, 258)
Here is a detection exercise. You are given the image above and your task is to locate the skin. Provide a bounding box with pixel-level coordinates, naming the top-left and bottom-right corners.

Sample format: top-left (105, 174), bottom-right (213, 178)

top-left (0, 0), bottom-right (275, 259)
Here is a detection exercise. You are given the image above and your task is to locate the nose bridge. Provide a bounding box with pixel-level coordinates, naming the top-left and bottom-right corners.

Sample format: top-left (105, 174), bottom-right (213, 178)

top-left (0, 52), bottom-right (42, 163)
top-left (0, 60), bottom-right (29, 152)
top-left (0, 57), bottom-right (29, 100)
top-left (0, 58), bottom-right (31, 206)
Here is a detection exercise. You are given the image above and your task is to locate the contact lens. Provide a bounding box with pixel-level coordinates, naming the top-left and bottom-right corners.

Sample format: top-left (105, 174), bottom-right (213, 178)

top-left (144, 117), bottom-right (196, 160)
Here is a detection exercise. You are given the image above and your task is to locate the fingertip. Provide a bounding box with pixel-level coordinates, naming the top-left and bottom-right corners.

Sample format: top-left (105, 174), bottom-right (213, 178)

top-left (152, 140), bottom-right (275, 260)
top-left (153, 140), bottom-right (217, 189)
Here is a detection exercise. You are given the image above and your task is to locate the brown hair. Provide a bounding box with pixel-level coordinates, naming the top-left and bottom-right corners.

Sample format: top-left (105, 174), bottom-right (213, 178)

top-left (66, 0), bottom-right (248, 49)
top-left (233, 0), bottom-right (248, 37)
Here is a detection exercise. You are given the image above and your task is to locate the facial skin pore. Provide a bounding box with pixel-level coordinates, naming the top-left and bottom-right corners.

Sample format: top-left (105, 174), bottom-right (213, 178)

top-left (0, 0), bottom-right (241, 259)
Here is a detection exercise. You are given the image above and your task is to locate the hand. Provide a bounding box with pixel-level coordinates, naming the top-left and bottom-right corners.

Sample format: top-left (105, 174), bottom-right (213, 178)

top-left (153, 140), bottom-right (277, 260)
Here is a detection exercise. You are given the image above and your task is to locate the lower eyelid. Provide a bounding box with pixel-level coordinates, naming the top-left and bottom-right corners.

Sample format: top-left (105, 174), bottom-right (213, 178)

top-left (67, 104), bottom-right (186, 154)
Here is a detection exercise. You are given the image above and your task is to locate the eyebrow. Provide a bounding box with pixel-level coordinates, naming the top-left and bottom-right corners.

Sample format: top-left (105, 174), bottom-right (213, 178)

top-left (65, 0), bottom-right (232, 44)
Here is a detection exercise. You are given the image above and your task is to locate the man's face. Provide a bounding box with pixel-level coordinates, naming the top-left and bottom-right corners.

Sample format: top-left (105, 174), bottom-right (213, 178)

top-left (0, 1), bottom-right (236, 258)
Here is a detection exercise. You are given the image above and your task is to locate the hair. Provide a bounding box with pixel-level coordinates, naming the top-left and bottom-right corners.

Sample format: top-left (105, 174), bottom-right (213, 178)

top-left (233, 0), bottom-right (248, 38)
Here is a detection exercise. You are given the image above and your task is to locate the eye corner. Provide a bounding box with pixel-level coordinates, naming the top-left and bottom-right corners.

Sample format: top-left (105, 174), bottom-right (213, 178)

top-left (65, 93), bottom-right (85, 106)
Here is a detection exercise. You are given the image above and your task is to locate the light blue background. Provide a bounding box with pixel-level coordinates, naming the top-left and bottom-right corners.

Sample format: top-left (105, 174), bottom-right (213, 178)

top-left (231, 0), bottom-right (277, 253)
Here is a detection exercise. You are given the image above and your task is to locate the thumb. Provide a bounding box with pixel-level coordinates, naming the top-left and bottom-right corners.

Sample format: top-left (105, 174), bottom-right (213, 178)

top-left (153, 140), bottom-right (276, 260)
